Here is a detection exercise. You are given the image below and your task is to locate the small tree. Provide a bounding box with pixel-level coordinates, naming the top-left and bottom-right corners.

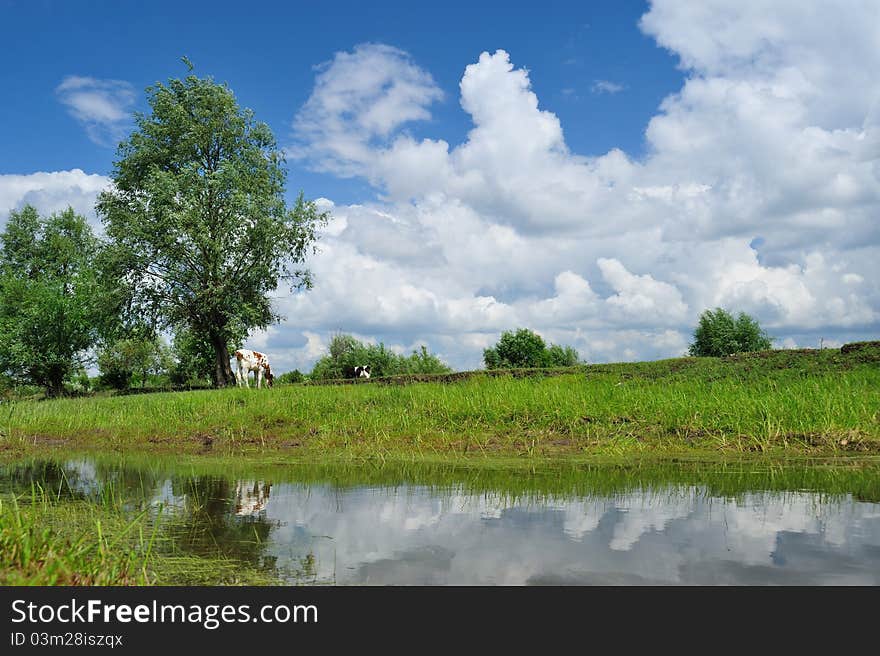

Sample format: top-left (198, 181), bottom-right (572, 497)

top-left (483, 328), bottom-right (581, 369)
top-left (0, 206), bottom-right (102, 396)
top-left (544, 344), bottom-right (580, 367)
top-left (98, 336), bottom-right (171, 390)
top-left (398, 345), bottom-right (453, 375)
top-left (688, 308), bottom-right (773, 357)
top-left (484, 328), bottom-right (547, 369)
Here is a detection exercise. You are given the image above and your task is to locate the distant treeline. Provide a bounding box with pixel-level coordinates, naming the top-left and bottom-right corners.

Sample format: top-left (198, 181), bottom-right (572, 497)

top-left (304, 334), bottom-right (453, 382)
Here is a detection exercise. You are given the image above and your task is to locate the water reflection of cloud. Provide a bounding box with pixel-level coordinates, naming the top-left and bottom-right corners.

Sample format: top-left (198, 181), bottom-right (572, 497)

top-left (560, 503), bottom-right (602, 541)
top-left (26, 462), bottom-right (879, 585)
top-left (608, 489), bottom-right (698, 551)
top-left (252, 484), bottom-right (880, 585)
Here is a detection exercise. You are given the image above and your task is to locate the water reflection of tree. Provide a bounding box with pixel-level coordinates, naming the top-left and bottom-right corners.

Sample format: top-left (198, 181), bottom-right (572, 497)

top-left (168, 476), bottom-right (278, 571)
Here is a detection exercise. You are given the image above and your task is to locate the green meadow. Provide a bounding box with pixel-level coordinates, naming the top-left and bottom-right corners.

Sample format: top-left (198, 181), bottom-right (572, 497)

top-left (2, 343), bottom-right (878, 463)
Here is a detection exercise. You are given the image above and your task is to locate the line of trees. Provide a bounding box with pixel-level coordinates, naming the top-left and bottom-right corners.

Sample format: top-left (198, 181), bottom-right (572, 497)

top-left (0, 197), bottom-right (777, 396)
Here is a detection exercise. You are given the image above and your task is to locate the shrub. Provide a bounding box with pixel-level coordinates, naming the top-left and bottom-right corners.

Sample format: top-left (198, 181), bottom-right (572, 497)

top-left (275, 369), bottom-right (305, 385)
top-left (483, 328), bottom-right (581, 369)
top-left (688, 308), bottom-right (773, 357)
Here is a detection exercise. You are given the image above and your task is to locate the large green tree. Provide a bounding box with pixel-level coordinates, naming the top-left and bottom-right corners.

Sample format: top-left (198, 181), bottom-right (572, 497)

top-left (688, 307), bottom-right (773, 357)
top-left (0, 206), bottom-right (102, 396)
top-left (97, 66), bottom-right (327, 386)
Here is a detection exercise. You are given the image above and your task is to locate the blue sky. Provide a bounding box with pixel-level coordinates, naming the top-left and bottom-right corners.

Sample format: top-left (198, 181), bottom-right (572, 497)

top-left (1, 0), bottom-right (682, 204)
top-left (1, 0), bottom-right (878, 372)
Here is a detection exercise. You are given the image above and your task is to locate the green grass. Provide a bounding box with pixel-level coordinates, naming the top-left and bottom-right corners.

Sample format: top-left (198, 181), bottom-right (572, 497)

top-left (0, 486), bottom-right (154, 585)
top-left (0, 482), bottom-right (284, 586)
top-left (1, 344), bottom-right (879, 461)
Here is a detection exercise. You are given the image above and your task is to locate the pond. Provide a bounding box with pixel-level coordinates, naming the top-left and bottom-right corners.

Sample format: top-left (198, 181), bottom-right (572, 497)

top-left (3, 456), bottom-right (880, 585)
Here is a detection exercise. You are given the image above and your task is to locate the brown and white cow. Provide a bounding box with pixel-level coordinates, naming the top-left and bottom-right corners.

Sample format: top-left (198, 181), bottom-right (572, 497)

top-left (233, 480), bottom-right (271, 516)
top-left (234, 349), bottom-right (274, 389)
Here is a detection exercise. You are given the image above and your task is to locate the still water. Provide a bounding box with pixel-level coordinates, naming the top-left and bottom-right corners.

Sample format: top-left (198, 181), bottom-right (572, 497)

top-left (3, 458), bottom-right (880, 585)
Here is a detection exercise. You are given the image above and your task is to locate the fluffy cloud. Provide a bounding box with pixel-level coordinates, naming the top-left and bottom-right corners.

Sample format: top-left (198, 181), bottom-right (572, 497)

top-left (289, 43), bottom-right (444, 179)
top-left (0, 169), bottom-right (110, 232)
top-left (598, 258), bottom-right (688, 326)
top-left (56, 76), bottom-right (136, 146)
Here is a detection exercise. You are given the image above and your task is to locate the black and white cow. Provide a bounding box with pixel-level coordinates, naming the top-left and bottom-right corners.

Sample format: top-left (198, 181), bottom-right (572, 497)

top-left (354, 365), bottom-right (371, 379)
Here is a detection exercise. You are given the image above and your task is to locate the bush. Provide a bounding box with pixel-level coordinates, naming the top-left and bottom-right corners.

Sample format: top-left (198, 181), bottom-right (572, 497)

top-left (483, 328), bottom-right (581, 369)
top-left (544, 344), bottom-right (581, 367)
top-left (66, 369), bottom-right (92, 394)
top-left (97, 336), bottom-right (172, 390)
top-left (395, 345), bottom-right (453, 375)
top-left (688, 308), bottom-right (773, 357)
top-left (275, 369), bottom-right (305, 385)
top-left (310, 334), bottom-right (452, 380)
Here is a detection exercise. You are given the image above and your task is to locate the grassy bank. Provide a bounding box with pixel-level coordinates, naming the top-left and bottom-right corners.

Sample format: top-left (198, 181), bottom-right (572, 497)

top-left (0, 484), bottom-right (283, 585)
top-left (1, 343), bottom-right (878, 461)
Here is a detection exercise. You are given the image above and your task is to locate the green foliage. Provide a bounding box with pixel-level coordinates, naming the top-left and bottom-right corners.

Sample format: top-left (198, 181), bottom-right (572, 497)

top-left (68, 369), bottom-right (92, 395)
top-left (544, 343), bottom-right (581, 367)
top-left (483, 328), bottom-right (581, 369)
top-left (97, 336), bottom-right (172, 390)
top-left (310, 334), bottom-right (452, 380)
top-left (688, 308), bottom-right (773, 357)
top-left (0, 206), bottom-right (103, 396)
top-left (396, 345), bottom-right (454, 375)
top-left (275, 369), bottom-right (305, 385)
top-left (97, 67), bottom-right (327, 387)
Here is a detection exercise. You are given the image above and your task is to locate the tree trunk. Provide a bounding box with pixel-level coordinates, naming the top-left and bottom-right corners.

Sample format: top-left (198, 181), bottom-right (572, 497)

top-left (210, 332), bottom-right (234, 387)
top-left (46, 373), bottom-right (64, 398)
